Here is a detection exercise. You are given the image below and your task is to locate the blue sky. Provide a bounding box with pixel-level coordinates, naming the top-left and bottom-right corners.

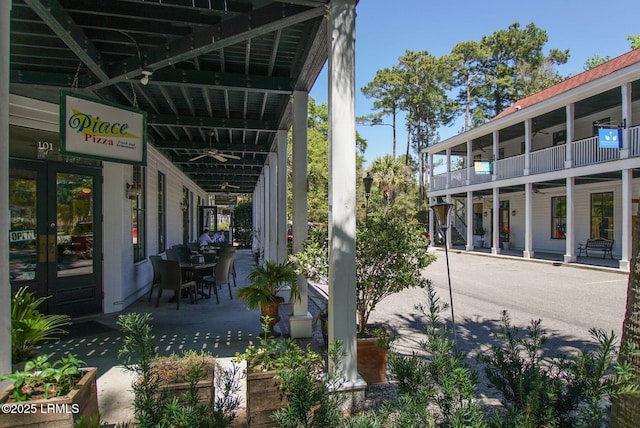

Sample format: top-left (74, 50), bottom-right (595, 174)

top-left (309, 0), bottom-right (639, 167)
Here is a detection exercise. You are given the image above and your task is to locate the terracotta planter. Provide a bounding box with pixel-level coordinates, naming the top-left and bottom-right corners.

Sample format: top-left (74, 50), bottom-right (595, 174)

top-left (357, 338), bottom-right (388, 384)
top-left (260, 296), bottom-right (284, 337)
top-left (0, 367), bottom-right (99, 428)
top-left (246, 369), bottom-right (287, 428)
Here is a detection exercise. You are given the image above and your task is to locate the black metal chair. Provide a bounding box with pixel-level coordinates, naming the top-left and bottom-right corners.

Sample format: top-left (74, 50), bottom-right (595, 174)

top-left (147, 255), bottom-right (163, 302)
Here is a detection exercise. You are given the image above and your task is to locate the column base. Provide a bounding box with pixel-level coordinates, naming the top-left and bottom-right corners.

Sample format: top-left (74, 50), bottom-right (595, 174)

top-left (491, 247), bottom-right (500, 255)
top-left (466, 244), bottom-right (474, 251)
top-left (289, 312), bottom-right (313, 339)
top-left (523, 250), bottom-right (534, 259)
top-left (564, 254), bottom-right (577, 263)
top-left (619, 259), bottom-right (631, 272)
top-left (334, 374), bottom-right (367, 413)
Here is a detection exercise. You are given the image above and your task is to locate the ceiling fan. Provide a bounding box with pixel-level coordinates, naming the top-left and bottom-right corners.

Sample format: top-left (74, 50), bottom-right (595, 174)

top-left (189, 149), bottom-right (241, 162)
top-left (220, 182), bottom-right (240, 190)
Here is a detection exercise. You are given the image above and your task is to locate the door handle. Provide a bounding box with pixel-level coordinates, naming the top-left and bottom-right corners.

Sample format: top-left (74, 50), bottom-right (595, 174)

top-left (48, 235), bottom-right (56, 261)
top-left (39, 235), bottom-right (48, 263)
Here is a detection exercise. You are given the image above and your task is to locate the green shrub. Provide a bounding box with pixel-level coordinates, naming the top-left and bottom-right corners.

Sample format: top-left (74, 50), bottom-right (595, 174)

top-left (11, 286), bottom-right (70, 362)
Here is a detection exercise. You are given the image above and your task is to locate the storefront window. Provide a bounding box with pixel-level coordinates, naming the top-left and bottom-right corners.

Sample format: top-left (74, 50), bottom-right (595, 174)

top-left (132, 165), bottom-right (146, 262)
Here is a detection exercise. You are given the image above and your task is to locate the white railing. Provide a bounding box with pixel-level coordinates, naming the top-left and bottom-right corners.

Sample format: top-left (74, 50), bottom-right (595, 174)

top-left (573, 136), bottom-right (620, 167)
top-left (470, 166), bottom-right (493, 185)
top-left (431, 128), bottom-right (639, 192)
top-left (495, 154), bottom-right (525, 179)
top-left (432, 173), bottom-right (447, 191)
top-left (630, 125), bottom-right (640, 157)
top-left (530, 144), bottom-right (566, 174)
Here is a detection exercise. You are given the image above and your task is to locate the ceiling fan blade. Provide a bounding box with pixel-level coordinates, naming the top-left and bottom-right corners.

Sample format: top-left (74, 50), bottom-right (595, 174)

top-left (221, 153), bottom-right (241, 160)
top-left (213, 154), bottom-right (228, 162)
top-left (227, 183), bottom-right (240, 189)
top-left (189, 154), bottom-right (207, 161)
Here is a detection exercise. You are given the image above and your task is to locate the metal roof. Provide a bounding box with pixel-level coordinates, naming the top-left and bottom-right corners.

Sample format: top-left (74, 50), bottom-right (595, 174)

top-left (10, 0), bottom-right (329, 193)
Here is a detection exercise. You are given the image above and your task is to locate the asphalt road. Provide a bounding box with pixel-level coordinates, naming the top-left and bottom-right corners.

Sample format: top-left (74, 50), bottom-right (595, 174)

top-left (369, 250), bottom-right (629, 361)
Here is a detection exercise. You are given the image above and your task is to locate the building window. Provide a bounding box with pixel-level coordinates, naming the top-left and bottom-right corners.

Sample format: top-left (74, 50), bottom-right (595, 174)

top-left (551, 196), bottom-right (566, 239)
top-left (132, 165), bottom-right (146, 262)
top-left (157, 172), bottom-right (166, 253)
top-left (591, 192), bottom-right (614, 240)
top-left (552, 130), bottom-right (566, 146)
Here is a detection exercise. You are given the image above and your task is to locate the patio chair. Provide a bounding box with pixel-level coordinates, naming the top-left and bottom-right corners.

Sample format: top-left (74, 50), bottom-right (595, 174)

top-left (217, 246), bottom-right (237, 287)
top-left (147, 255), bottom-right (163, 302)
top-left (156, 259), bottom-right (198, 310)
top-left (201, 250), bottom-right (234, 304)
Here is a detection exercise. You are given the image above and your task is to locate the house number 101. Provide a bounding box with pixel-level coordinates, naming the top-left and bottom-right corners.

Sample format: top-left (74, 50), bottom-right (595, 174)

top-left (38, 141), bottom-right (54, 150)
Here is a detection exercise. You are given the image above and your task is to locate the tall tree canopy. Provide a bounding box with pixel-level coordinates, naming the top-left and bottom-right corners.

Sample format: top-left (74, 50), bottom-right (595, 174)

top-left (474, 22), bottom-right (569, 120)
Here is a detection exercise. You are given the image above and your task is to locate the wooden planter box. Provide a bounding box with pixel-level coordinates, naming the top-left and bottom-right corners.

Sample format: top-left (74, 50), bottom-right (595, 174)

top-left (246, 369), bottom-right (287, 428)
top-left (0, 367), bottom-right (99, 428)
top-left (357, 338), bottom-right (388, 385)
top-left (161, 378), bottom-right (215, 406)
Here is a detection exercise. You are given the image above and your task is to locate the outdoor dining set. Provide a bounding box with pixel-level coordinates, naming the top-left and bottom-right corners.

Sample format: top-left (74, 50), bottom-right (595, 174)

top-left (148, 243), bottom-right (237, 309)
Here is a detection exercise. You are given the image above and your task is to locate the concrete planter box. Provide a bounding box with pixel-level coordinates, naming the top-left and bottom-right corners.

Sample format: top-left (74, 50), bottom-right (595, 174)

top-left (0, 367), bottom-right (99, 428)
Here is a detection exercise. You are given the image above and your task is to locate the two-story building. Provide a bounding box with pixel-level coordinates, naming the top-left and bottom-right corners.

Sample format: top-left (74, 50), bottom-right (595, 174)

top-left (425, 49), bottom-right (640, 271)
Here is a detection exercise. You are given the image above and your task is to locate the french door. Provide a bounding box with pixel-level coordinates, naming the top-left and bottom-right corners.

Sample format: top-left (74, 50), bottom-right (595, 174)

top-left (9, 159), bottom-right (102, 316)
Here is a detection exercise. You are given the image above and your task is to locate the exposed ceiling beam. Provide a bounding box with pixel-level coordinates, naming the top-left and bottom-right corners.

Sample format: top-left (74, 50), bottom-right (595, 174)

top-left (147, 69), bottom-right (293, 94)
top-left (24, 0), bottom-right (109, 82)
top-left (148, 114), bottom-right (278, 132)
top-left (87, 3), bottom-right (325, 90)
top-left (153, 140), bottom-right (270, 153)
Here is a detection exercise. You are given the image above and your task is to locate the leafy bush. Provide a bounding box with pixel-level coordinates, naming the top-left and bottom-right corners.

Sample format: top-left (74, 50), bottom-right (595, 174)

top-left (1, 353), bottom-right (85, 402)
top-left (11, 286), bottom-right (70, 362)
top-left (479, 311), bottom-right (640, 427)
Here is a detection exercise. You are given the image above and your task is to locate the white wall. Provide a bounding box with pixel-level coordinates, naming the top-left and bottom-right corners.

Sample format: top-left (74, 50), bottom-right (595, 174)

top-left (102, 144), bottom-right (207, 313)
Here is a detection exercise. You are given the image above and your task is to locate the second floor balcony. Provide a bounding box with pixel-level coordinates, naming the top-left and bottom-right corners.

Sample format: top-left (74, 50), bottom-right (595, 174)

top-left (431, 124), bottom-right (640, 192)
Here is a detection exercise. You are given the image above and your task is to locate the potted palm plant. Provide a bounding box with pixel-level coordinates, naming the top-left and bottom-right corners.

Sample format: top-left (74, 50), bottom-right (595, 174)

top-left (291, 216), bottom-right (436, 383)
top-left (237, 260), bottom-right (300, 337)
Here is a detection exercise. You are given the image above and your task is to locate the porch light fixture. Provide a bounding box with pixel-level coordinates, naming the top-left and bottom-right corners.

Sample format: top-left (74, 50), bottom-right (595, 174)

top-left (180, 198), bottom-right (189, 212)
top-left (430, 196), bottom-right (457, 347)
top-left (126, 182), bottom-right (140, 200)
top-left (512, 209), bottom-right (517, 216)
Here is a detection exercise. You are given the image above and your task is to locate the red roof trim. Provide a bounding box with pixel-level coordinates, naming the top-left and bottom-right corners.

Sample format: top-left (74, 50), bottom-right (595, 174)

top-left (493, 49), bottom-right (640, 120)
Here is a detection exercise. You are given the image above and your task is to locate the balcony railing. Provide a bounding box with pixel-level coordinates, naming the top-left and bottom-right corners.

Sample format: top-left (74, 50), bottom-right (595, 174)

top-left (430, 124), bottom-right (640, 192)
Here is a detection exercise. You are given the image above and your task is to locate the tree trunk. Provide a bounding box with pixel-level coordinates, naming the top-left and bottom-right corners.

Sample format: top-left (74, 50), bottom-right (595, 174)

top-left (610, 206), bottom-right (640, 427)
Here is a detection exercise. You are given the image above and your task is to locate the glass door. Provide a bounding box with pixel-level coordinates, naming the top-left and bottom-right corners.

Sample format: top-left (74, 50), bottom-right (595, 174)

top-left (9, 159), bottom-right (102, 316)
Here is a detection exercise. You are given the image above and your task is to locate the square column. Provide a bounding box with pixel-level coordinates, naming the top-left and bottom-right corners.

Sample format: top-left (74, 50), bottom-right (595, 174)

top-left (328, 0), bottom-right (361, 390)
top-left (523, 183), bottom-right (534, 258)
top-left (620, 169), bottom-right (632, 271)
top-left (465, 191), bottom-right (474, 251)
top-left (290, 91), bottom-right (312, 338)
top-left (268, 153), bottom-right (278, 262)
top-left (564, 177), bottom-right (577, 263)
top-left (492, 187), bottom-right (500, 254)
top-left (276, 130), bottom-right (288, 264)
top-left (1, 0), bottom-right (11, 375)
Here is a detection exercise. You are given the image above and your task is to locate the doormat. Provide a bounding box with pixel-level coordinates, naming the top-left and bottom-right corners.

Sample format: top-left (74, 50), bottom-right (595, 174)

top-left (52, 320), bottom-right (118, 341)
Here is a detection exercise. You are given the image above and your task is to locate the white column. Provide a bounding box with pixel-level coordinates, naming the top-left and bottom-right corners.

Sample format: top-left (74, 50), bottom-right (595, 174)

top-left (268, 153), bottom-right (278, 262)
top-left (428, 198), bottom-right (435, 247)
top-left (328, 0), bottom-right (360, 386)
top-left (492, 130), bottom-right (499, 181)
top-left (523, 183), bottom-right (534, 258)
top-left (263, 165), bottom-right (271, 262)
top-left (564, 177), bottom-right (576, 263)
top-left (258, 173), bottom-right (266, 263)
top-left (620, 169), bottom-right (632, 271)
top-left (465, 191), bottom-right (474, 251)
top-left (291, 91), bottom-right (312, 338)
top-left (466, 140), bottom-right (472, 185)
top-left (276, 130), bottom-right (288, 264)
top-left (524, 119), bottom-right (531, 175)
top-left (565, 104), bottom-right (574, 168)
top-left (445, 148), bottom-right (451, 188)
top-left (492, 187), bottom-right (500, 254)
top-left (428, 153), bottom-right (434, 190)
top-left (621, 83), bottom-right (631, 159)
top-left (1, 0), bottom-right (12, 377)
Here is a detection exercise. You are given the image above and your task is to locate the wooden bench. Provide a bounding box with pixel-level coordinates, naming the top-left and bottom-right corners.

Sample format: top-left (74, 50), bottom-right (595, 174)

top-left (577, 238), bottom-right (614, 259)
